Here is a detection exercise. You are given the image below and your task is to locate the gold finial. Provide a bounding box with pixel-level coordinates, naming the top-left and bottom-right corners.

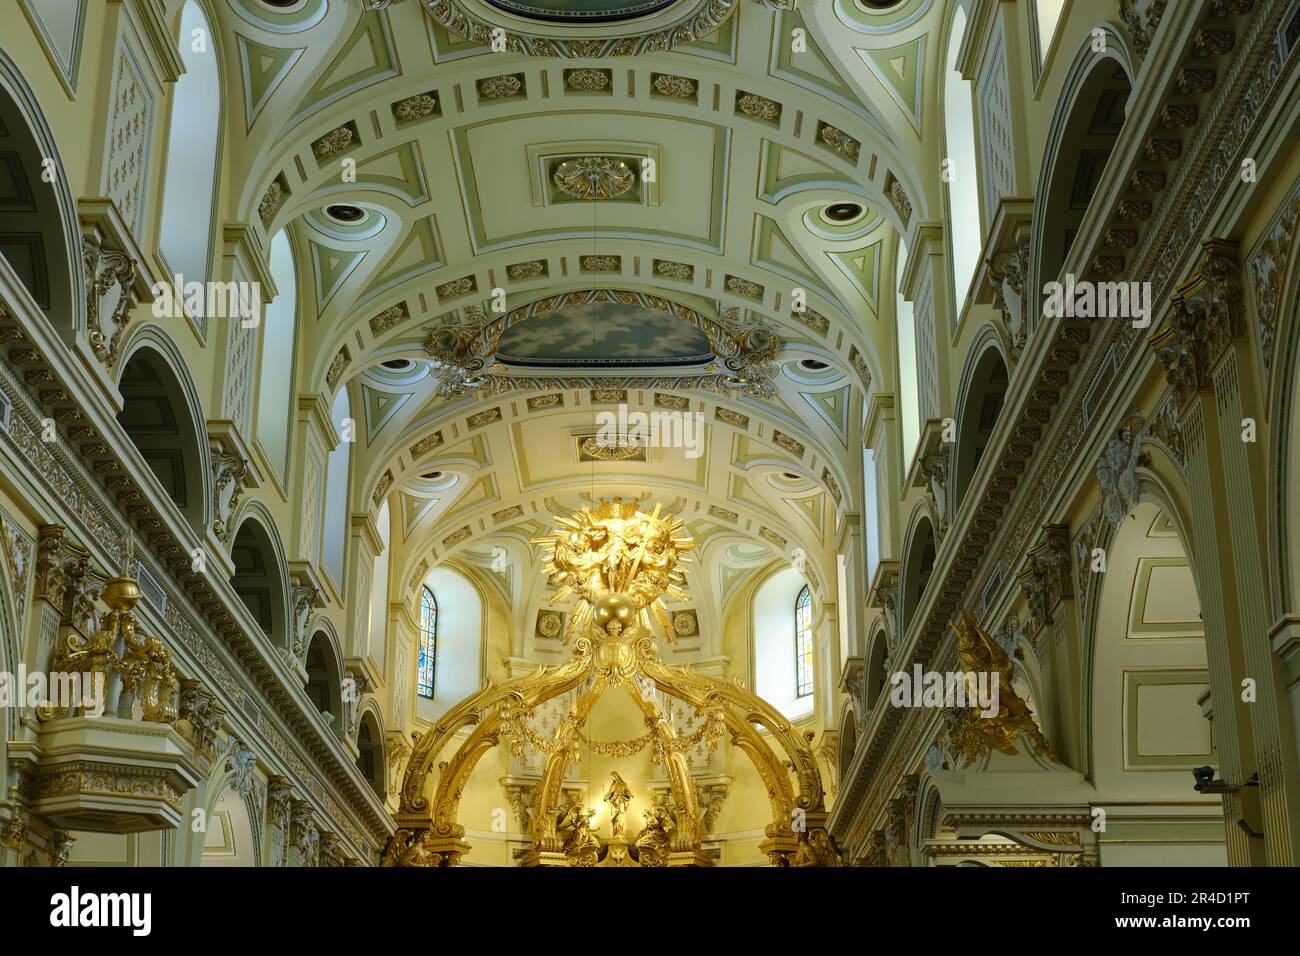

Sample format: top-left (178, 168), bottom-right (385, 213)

top-left (102, 526), bottom-right (142, 613)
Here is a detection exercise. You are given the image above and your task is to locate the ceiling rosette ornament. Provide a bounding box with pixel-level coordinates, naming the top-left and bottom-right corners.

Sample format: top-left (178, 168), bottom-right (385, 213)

top-left (420, 0), bottom-right (745, 57)
top-left (552, 157), bottom-right (636, 201)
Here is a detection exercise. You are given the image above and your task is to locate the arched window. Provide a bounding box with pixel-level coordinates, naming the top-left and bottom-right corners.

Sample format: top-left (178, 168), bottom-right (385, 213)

top-left (368, 500), bottom-right (391, 671)
top-left (322, 387), bottom-right (351, 587)
top-left (158, 1), bottom-right (220, 302)
top-left (417, 586), bottom-right (437, 699)
top-left (895, 237), bottom-right (921, 466)
top-left (795, 585), bottom-right (813, 699)
top-left (256, 229), bottom-right (297, 481)
top-left (944, 4), bottom-right (981, 320)
top-left (754, 568), bottom-right (813, 719)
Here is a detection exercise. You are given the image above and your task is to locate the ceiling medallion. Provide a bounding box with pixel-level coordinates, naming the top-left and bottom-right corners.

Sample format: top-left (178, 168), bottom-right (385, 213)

top-left (486, 0), bottom-right (678, 23)
top-left (552, 156), bottom-right (636, 201)
top-left (580, 435), bottom-right (642, 461)
top-left (421, 0), bottom-right (742, 57)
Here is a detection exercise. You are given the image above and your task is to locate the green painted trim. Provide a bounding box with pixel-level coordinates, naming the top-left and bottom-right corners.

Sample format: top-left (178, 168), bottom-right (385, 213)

top-left (1123, 669), bottom-right (1214, 769)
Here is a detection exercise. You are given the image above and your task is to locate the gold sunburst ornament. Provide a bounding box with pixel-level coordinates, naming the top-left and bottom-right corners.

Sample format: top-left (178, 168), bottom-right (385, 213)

top-left (534, 499), bottom-right (692, 644)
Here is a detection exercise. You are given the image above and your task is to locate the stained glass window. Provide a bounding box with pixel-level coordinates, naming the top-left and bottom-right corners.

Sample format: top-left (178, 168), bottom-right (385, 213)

top-left (795, 585), bottom-right (813, 699)
top-left (418, 586), bottom-right (437, 699)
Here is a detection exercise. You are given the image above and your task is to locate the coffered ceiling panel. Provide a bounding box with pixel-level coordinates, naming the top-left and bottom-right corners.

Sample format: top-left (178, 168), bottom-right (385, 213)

top-left (451, 113), bottom-right (728, 252)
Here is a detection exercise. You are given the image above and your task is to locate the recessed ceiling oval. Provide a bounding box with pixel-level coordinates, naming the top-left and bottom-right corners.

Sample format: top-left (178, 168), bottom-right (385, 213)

top-left (484, 0), bottom-right (681, 24)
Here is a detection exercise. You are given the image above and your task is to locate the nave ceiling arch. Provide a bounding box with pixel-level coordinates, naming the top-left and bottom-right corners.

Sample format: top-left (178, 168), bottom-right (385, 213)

top-left (186, 0), bottom-right (954, 644)
top-left (203, 0), bottom-right (952, 406)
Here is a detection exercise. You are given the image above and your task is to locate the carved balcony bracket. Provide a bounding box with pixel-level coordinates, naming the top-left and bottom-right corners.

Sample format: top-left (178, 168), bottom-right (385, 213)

top-left (907, 419), bottom-right (952, 540)
top-left (839, 655), bottom-right (865, 721)
top-left (288, 571), bottom-right (324, 665)
top-left (867, 560), bottom-right (900, 650)
top-left (78, 200), bottom-right (155, 373)
top-left (344, 665), bottom-right (374, 744)
top-left (207, 421), bottom-right (263, 553)
top-left (975, 199), bottom-right (1034, 367)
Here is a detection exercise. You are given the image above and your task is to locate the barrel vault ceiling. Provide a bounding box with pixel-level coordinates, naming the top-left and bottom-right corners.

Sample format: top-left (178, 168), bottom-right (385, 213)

top-left (208, 0), bottom-right (945, 607)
